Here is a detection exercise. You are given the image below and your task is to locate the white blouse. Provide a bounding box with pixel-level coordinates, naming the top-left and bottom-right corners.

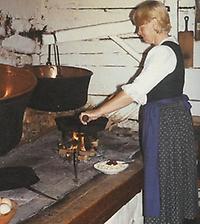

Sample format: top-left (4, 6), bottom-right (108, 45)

top-left (122, 36), bottom-right (179, 105)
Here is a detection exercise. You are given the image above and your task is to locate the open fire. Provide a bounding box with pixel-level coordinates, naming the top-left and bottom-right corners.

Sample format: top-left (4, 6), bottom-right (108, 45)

top-left (54, 114), bottom-right (108, 180)
top-left (55, 114), bottom-right (108, 161)
top-left (57, 131), bottom-right (98, 161)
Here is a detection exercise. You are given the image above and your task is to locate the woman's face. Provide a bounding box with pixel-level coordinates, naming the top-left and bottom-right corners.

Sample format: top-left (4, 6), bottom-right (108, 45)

top-left (137, 20), bottom-right (156, 44)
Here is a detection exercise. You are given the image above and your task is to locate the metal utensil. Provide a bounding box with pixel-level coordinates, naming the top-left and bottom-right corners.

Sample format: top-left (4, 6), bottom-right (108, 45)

top-left (122, 148), bottom-right (141, 164)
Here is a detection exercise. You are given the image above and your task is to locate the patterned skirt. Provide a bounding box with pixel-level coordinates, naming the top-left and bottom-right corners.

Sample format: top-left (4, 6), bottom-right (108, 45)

top-left (142, 99), bottom-right (198, 224)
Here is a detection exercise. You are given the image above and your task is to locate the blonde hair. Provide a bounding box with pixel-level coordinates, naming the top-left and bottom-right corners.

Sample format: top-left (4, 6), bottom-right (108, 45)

top-left (131, 1), bottom-right (171, 33)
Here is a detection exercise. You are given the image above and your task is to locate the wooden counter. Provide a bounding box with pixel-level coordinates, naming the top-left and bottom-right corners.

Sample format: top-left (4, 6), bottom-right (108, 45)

top-left (21, 154), bottom-right (143, 224)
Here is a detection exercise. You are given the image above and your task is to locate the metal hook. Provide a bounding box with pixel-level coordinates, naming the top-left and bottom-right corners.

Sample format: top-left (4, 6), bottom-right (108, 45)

top-left (184, 16), bottom-right (189, 32)
top-left (46, 45), bottom-right (52, 65)
top-left (53, 32), bottom-right (62, 76)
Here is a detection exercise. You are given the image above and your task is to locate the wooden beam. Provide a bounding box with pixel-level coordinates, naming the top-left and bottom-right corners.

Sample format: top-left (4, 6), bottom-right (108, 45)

top-left (42, 20), bottom-right (135, 45)
top-left (109, 35), bottom-right (141, 62)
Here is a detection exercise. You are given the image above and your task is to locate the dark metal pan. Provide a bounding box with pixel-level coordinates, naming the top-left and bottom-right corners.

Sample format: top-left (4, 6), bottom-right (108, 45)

top-left (55, 115), bottom-right (108, 135)
top-left (0, 166), bottom-right (57, 200)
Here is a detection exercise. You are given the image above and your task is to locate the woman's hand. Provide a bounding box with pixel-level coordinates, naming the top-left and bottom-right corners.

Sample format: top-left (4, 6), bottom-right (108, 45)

top-left (79, 109), bottom-right (101, 125)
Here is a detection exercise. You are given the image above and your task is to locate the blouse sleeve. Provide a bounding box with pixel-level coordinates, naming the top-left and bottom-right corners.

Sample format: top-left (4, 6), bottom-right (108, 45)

top-left (122, 44), bottom-right (177, 105)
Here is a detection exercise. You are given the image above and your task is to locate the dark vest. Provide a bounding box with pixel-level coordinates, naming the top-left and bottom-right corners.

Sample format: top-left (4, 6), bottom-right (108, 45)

top-left (147, 41), bottom-right (185, 103)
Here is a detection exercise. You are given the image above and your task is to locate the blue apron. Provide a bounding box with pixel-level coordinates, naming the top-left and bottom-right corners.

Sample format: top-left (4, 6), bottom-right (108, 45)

top-left (142, 94), bottom-right (191, 217)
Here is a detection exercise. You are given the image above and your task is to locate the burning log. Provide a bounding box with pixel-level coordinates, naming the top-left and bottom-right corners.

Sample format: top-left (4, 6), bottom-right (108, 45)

top-left (57, 131), bottom-right (99, 162)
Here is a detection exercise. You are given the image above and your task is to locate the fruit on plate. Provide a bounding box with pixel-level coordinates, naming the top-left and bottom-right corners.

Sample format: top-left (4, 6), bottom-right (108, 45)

top-left (106, 159), bottom-right (118, 165)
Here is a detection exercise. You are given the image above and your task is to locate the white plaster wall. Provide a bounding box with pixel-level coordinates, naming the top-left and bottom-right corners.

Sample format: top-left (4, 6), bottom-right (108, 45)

top-left (0, 0), bottom-right (44, 65)
top-left (0, 0), bottom-right (43, 29)
top-left (0, 0), bottom-right (41, 18)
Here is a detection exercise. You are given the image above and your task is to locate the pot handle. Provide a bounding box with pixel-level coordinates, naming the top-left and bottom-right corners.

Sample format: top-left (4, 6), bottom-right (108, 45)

top-left (45, 33), bottom-right (62, 76)
top-left (53, 33), bottom-right (62, 76)
top-left (46, 44), bottom-right (52, 65)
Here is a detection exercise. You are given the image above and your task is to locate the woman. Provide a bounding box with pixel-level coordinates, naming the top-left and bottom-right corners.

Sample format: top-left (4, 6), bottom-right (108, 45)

top-left (80, 1), bottom-right (198, 223)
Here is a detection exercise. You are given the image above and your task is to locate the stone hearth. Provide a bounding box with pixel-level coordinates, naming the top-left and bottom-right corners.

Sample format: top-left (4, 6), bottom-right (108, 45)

top-left (0, 122), bottom-right (140, 224)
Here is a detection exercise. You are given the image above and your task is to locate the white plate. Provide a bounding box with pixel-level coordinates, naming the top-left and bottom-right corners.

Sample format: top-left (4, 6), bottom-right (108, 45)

top-left (94, 160), bottom-right (129, 175)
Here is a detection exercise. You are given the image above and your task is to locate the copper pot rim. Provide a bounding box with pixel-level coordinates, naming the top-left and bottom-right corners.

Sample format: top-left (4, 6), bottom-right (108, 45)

top-left (26, 65), bottom-right (93, 79)
top-left (0, 64), bottom-right (37, 101)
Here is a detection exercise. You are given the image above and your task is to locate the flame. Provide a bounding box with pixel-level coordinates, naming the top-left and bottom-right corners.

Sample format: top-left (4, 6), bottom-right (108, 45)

top-left (79, 134), bottom-right (87, 152)
top-left (57, 131), bottom-right (88, 160)
top-left (72, 132), bottom-right (79, 141)
top-left (71, 131), bottom-right (86, 152)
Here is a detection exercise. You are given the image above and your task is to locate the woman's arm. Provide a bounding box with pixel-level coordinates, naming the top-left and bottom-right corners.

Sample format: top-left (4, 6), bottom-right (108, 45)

top-left (80, 90), bottom-right (134, 124)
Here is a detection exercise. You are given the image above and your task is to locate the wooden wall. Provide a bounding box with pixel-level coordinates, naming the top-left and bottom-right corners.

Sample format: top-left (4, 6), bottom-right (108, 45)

top-left (0, 0), bottom-right (200, 117)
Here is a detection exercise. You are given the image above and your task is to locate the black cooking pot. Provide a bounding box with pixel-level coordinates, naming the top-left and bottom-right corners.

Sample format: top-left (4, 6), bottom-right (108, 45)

top-left (27, 65), bottom-right (93, 112)
top-left (55, 115), bottom-right (108, 135)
